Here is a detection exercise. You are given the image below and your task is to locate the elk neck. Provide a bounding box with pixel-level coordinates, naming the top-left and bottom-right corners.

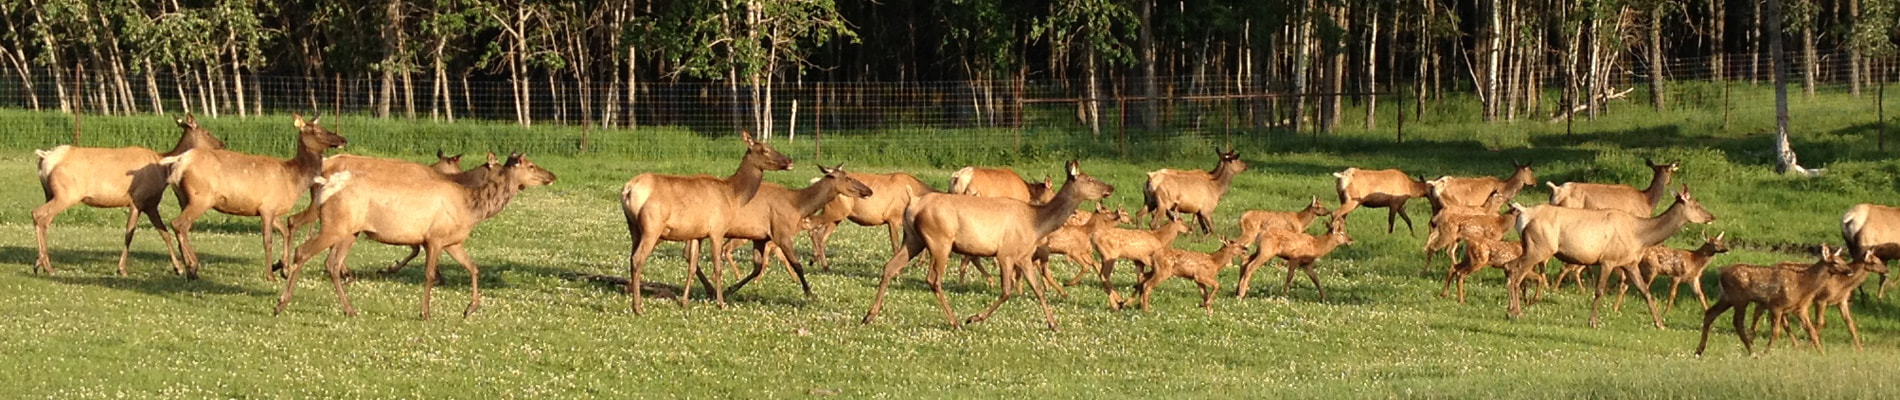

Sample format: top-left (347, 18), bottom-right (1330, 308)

top-left (1633, 199), bottom-right (1695, 246)
top-left (728, 160), bottom-right (766, 205)
top-left (1642, 168), bottom-right (1674, 208)
top-left (1211, 161), bottom-right (1242, 191)
top-left (161, 128), bottom-right (219, 157)
top-left (466, 170), bottom-right (526, 221)
top-left (1031, 180), bottom-right (1091, 237)
top-left (287, 136), bottom-right (328, 184)
top-left (793, 178), bottom-right (841, 217)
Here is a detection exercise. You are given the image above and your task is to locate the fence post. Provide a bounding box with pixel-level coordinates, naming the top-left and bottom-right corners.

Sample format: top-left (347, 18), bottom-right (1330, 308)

top-left (814, 81), bottom-right (824, 162)
top-left (1396, 91), bottom-right (1404, 143)
top-left (1880, 63), bottom-right (1887, 152)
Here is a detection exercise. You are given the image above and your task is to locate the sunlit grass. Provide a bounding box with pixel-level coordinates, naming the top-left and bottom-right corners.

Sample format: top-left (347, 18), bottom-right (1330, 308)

top-left (6, 88), bottom-right (1900, 397)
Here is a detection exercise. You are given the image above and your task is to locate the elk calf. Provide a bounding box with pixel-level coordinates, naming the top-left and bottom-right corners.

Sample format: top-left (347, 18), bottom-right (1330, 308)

top-left (1236, 219), bottom-right (1353, 300)
top-left (1131, 238), bottom-right (1249, 314)
top-left (1333, 168), bottom-right (1428, 233)
top-left (1236, 196), bottom-right (1331, 244)
top-left (1141, 147), bottom-right (1247, 235)
top-left (1695, 246), bottom-right (1862, 356)
top-left (33, 114), bottom-right (223, 275)
top-left (1044, 207), bottom-right (1128, 287)
top-left (1090, 219), bottom-right (1191, 308)
top-left (1419, 190), bottom-right (1513, 275)
top-left (949, 167), bottom-right (1053, 204)
top-left (1610, 232), bottom-right (1730, 310)
top-left (804, 171), bottom-right (937, 270)
top-left (1441, 237), bottom-right (1546, 304)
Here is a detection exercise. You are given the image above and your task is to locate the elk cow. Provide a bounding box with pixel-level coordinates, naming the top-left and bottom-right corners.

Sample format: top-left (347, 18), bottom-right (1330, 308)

top-left (1333, 168), bottom-right (1429, 233)
top-left (948, 167), bottom-right (1053, 204)
top-left (717, 164), bottom-right (874, 298)
top-left (271, 153), bottom-right (556, 319)
top-left (1427, 160), bottom-right (1535, 210)
top-left (1503, 186), bottom-right (1715, 328)
top-left (1547, 158), bottom-right (1679, 217)
top-left (288, 151), bottom-right (500, 279)
top-left (1140, 147), bottom-right (1248, 235)
top-left (1235, 218), bottom-right (1354, 300)
top-left (861, 160), bottom-right (1114, 331)
top-left (1841, 203), bottom-right (1900, 297)
top-left (162, 113), bottom-right (347, 280)
top-left (33, 114), bottom-right (225, 276)
top-left (804, 171), bottom-right (938, 270)
top-left (622, 131), bottom-right (793, 314)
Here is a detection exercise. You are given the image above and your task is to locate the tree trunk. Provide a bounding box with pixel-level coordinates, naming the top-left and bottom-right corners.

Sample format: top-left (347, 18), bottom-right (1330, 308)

top-left (1710, 0), bottom-right (1724, 83)
top-left (1802, 21), bottom-right (1816, 98)
top-left (1483, 0), bottom-right (1502, 121)
top-left (1586, 14), bottom-right (1601, 120)
top-left (142, 58), bottom-right (161, 114)
top-left (1648, 3), bottom-right (1665, 111)
top-left (1292, 1), bottom-right (1311, 134)
top-left (1848, 0), bottom-right (1862, 96)
top-left (1365, 10), bottom-right (1378, 130)
top-left (1135, 0), bottom-right (1158, 130)
top-left (1085, 50), bottom-right (1102, 135)
top-left (1750, 0), bottom-right (1762, 84)
top-left (1768, 0), bottom-right (1812, 176)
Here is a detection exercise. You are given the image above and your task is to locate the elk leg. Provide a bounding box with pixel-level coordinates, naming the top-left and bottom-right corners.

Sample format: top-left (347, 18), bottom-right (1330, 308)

top-left (626, 218), bottom-right (664, 315)
top-left (777, 236), bottom-right (813, 297)
top-left (1034, 255), bottom-right (1067, 298)
top-left (273, 228), bottom-right (348, 316)
top-left (386, 246), bottom-right (422, 274)
top-left (809, 221), bottom-right (835, 270)
top-left (725, 240), bottom-right (770, 297)
top-left (1736, 304), bottom-right (1757, 354)
top-left (117, 206), bottom-right (142, 276)
top-left (1691, 277), bottom-right (1709, 311)
top-left (326, 239), bottom-right (359, 317)
top-left (1839, 301), bottom-right (1863, 350)
top-left (1194, 211), bottom-right (1216, 237)
top-left (1134, 268), bottom-right (1161, 311)
top-left (1796, 307), bottom-right (1823, 354)
top-left (1694, 301), bottom-right (1732, 356)
top-left (861, 234), bottom-right (924, 326)
top-left (1301, 263), bottom-right (1327, 301)
top-left (1588, 264), bottom-right (1614, 328)
top-left (1196, 275), bottom-right (1220, 315)
top-left (1625, 265), bottom-right (1666, 330)
top-left (1665, 279), bottom-right (1683, 311)
top-left (924, 239), bottom-right (960, 329)
top-left (1235, 251), bottom-right (1271, 299)
top-left (1611, 268), bottom-right (1630, 312)
top-left (1333, 200), bottom-right (1361, 223)
top-left (420, 243), bottom-right (444, 320)
top-left (170, 197), bottom-right (213, 280)
top-left (965, 257), bottom-right (1017, 326)
top-left (1280, 260), bottom-right (1298, 296)
top-left (139, 202), bottom-right (186, 276)
top-left (1099, 258), bottom-right (1126, 308)
top-left (444, 244), bottom-right (482, 317)
top-left (31, 197), bottom-right (78, 274)
top-left (1019, 257), bottom-right (1059, 331)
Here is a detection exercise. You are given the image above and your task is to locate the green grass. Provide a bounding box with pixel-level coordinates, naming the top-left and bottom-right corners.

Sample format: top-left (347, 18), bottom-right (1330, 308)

top-left (7, 86), bottom-right (1900, 397)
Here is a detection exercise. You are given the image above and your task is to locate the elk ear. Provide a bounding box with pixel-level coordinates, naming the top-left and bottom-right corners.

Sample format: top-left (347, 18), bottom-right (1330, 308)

top-left (740, 130), bottom-right (756, 145)
top-left (1066, 160), bottom-right (1081, 179)
top-left (309, 113), bottom-right (322, 124)
top-left (505, 152), bottom-right (524, 167)
top-left (436, 149), bottom-right (446, 159)
top-left (1645, 157), bottom-right (1658, 167)
top-left (292, 113), bottom-right (306, 128)
top-left (1716, 231), bottom-right (1725, 241)
top-left (485, 152), bottom-right (499, 166)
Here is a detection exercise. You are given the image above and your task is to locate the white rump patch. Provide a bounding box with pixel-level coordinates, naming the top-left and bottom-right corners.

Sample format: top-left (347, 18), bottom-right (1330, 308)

top-left (318, 172), bottom-right (352, 203)
top-left (949, 167), bottom-right (975, 194)
top-left (1844, 205), bottom-right (1870, 243)
top-left (1333, 168), bottom-right (1354, 193)
top-left (622, 177), bottom-right (655, 214)
top-left (160, 150), bottom-right (196, 184)
top-left (35, 145), bottom-right (71, 179)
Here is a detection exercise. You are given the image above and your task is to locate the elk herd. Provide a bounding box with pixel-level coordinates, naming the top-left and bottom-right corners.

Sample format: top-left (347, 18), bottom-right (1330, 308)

top-left (28, 117), bottom-right (1900, 357)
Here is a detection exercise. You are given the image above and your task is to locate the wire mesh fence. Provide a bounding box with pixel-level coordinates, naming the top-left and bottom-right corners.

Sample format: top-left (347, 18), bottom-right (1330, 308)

top-left (3, 51), bottom-right (1898, 157)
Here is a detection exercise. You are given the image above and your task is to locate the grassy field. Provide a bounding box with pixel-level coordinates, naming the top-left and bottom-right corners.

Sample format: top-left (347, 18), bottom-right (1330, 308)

top-left (8, 87), bottom-right (1900, 397)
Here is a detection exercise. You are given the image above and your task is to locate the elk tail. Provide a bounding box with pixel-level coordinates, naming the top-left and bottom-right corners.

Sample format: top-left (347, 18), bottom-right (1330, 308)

top-left (159, 150), bottom-right (197, 185)
top-left (622, 175), bottom-right (656, 219)
top-left (35, 146), bottom-right (70, 201)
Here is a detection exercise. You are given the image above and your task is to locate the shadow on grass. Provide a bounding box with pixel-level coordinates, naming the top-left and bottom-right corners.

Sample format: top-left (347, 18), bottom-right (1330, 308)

top-left (0, 246), bottom-right (244, 272)
top-left (28, 270), bottom-right (272, 297)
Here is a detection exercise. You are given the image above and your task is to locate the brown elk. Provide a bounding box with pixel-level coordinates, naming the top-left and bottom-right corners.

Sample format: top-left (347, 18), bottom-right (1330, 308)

top-left (1440, 236), bottom-right (1547, 304)
top-left (1840, 203), bottom-right (1900, 297)
top-left (1547, 158), bottom-right (1679, 217)
top-left (162, 113), bottom-right (347, 280)
top-left (1235, 218), bottom-right (1354, 300)
top-left (948, 167), bottom-right (1054, 204)
top-left (1332, 168), bottom-right (1429, 233)
top-left (622, 131), bottom-right (793, 314)
top-left (1131, 238), bottom-right (1249, 314)
top-left (1608, 232), bottom-right (1730, 311)
top-left (1502, 186), bottom-right (1715, 328)
top-left (1089, 219), bottom-right (1191, 308)
top-left (33, 114), bottom-right (225, 275)
top-left (1046, 207), bottom-right (1128, 287)
top-left (287, 151), bottom-right (500, 278)
top-left (1140, 147), bottom-right (1248, 235)
top-left (804, 171), bottom-right (938, 270)
top-left (715, 164), bottom-right (874, 298)
top-left (1236, 196), bottom-right (1332, 245)
top-left (861, 160), bottom-right (1114, 331)
top-left (1786, 251), bottom-right (1889, 351)
top-left (1419, 190), bottom-right (1514, 275)
top-left (1694, 246), bottom-right (1864, 356)
top-left (1426, 160), bottom-right (1535, 209)
top-left (271, 153), bottom-right (556, 319)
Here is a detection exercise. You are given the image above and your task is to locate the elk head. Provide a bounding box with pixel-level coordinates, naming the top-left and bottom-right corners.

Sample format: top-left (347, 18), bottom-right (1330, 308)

top-left (173, 112), bottom-right (227, 151)
top-left (1325, 217), bottom-right (1354, 246)
top-left (1304, 196), bottom-right (1333, 217)
top-left (1700, 231), bottom-right (1731, 254)
top-left (1213, 146), bottom-right (1249, 175)
top-left (1672, 185), bottom-right (1716, 224)
top-left (501, 152), bottom-right (557, 188)
top-left (1063, 160), bottom-right (1116, 202)
top-left (816, 163), bottom-right (875, 199)
top-left (436, 150), bottom-right (464, 166)
top-left (1645, 157), bottom-right (1681, 173)
top-left (741, 131), bottom-right (794, 172)
top-left (1508, 159), bottom-right (1536, 188)
top-left (293, 113), bottom-right (348, 149)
